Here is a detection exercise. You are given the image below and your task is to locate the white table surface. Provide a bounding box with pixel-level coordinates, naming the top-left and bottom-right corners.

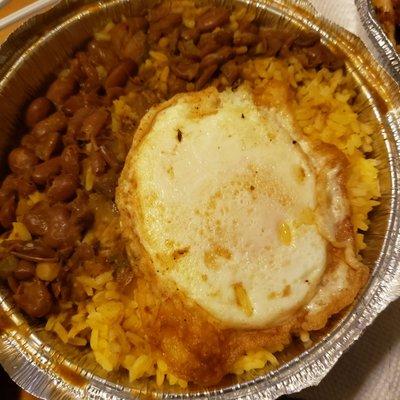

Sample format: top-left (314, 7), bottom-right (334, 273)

top-left (295, 300), bottom-right (400, 399)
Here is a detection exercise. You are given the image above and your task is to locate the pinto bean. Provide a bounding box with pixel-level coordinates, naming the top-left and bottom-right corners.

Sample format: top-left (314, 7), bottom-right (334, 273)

top-left (61, 145), bottom-right (80, 176)
top-left (155, 13), bottom-right (182, 31)
top-left (1, 175), bottom-right (26, 198)
top-left (234, 31), bottom-right (258, 46)
top-left (122, 31), bottom-right (148, 64)
top-left (23, 202), bottom-right (51, 236)
top-left (196, 8), bottom-right (230, 32)
top-left (302, 44), bottom-right (343, 70)
top-left (171, 60), bottom-right (199, 81)
top-left (91, 151), bottom-right (107, 176)
top-left (148, 3), bottom-right (171, 22)
top-left (0, 195), bottom-right (16, 229)
top-left (81, 108), bottom-right (109, 140)
top-left (63, 92), bottom-right (102, 116)
top-left (299, 43), bottom-right (331, 69)
top-left (197, 33), bottom-right (220, 56)
top-left (148, 13), bottom-right (182, 42)
top-left (69, 57), bottom-right (85, 81)
top-left (14, 260), bottom-right (35, 280)
top-left (87, 40), bottom-right (120, 72)
top-left (168, 73), bottom-right (187, 96)
top-left (65, 107), bottom-right (94, 141)
top-left (265, 37), bottom-right (283, 57)
top-left (32, 157), bottom-right (61, 185)
top-left (200, 46), bottom-right (234, 68)
top-left (46, 75), bottom-right (77, 105)
top-left (76, 52), bottom-right (100, 90)
top-left (1, 175), bottom-right (18, 195)
top-left (47, 174), bottom-right (78, 202)
top-left (181, 27), bottom-right (200, 41)
top-left (14, 176), bottom-right (36, 198)
top-left (178, 40), bottom-right (201, 60)
top-left (220, 60), bottom-right (240, 85)
top-left (25, 97), bottom-right (53, 127)
top-left (63, 95), bottom-right (85, 116)
top-left (195, 64), bottom-right (218, 90)
top-left (34, 132), bottom-right (60, 161)
top-left (43, 204), bottom-right (81, 249)
top-left (258, 28), bottom-right (285, 57)
top-left (294, 32), bottom-right (320, 48)
top-left (23, 202), bottom-right (78, 248)
top-left (105, 60), bottom-right (137, 89)
top-left (214, 29), bottom-right (234, 46)
top-left (278, 32), bottom-right (298, 58)
top-left (82, 69), bottom-right (100, 92)
top-left (32, 111), bottom-right (67, 138)
top-left (167, 28), bottom-right (180, 54)
top-left (0, 174), bottom-right (35, 198)
top-left (14, 280), bottom-right (53, 318)
top-left (8, 147), bottom-right (38, 175)
top-left (18, 134), bottom-right (33, 153)
top-left (325, 57), bottom-right (344, 71)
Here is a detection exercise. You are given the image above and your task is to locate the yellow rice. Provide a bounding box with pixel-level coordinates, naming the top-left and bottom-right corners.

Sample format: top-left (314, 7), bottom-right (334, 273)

top-left (46, 55), bottom-right (380, 387)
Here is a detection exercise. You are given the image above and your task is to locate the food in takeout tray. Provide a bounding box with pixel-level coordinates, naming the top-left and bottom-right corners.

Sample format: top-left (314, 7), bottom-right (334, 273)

top-left (0, 0), bottom-right (380, 389)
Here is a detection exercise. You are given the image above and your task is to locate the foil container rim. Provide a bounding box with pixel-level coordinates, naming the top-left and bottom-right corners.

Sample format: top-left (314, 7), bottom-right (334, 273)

top-left (355, 0), bottom-right (400, 82)
top-left (0, 0), bottom-right (400, 399)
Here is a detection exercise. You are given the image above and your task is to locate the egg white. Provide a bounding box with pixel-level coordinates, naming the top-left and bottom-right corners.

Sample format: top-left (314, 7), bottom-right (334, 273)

top-left (117, 86), bottom-right (331, 328)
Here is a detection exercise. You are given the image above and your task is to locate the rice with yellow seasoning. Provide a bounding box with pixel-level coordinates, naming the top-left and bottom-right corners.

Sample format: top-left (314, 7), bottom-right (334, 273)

top-left (241, 56), bottom-right (380, 250)
top-left (40, 52), bottom-right (380, 388)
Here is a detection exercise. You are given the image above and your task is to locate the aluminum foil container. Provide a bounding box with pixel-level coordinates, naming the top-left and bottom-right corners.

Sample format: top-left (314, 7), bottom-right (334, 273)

top-left (0, 0), bottom-right (400, 399)
top-left (356, 0), bottom-right (400, 82)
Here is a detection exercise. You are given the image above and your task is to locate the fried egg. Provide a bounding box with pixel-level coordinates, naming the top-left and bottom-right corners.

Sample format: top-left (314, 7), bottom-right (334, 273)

top-left (117, 85), bottom-right (366, 330)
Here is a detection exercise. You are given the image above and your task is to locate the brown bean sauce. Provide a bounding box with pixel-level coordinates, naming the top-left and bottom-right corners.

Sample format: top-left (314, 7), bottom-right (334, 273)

top-left (53, 364), bottom-right (88, 388)
top-left (0, 309), bottom-right (16, 332)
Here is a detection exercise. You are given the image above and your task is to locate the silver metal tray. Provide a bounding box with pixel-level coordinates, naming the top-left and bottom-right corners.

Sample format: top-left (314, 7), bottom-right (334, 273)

top-left (0, 0), bottom-right (400, 399)
top-left (356, 0), bottom-right (400, 82)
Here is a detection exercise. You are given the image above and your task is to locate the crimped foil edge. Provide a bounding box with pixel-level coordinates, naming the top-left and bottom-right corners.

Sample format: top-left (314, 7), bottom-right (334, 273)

top-left (355, 0), bottom-right (400, 82)
top-left (0, 0), bottom-right (399, 399)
